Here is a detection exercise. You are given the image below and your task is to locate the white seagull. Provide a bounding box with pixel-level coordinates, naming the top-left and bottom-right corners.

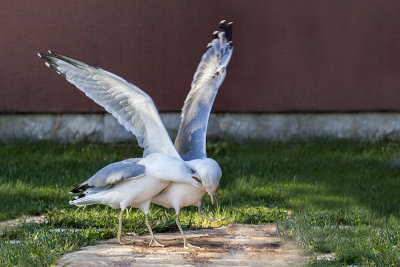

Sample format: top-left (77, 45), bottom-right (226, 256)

top-left (152, 20), bottom-right (233, 248)
top-left (37, 52), bottom-right (205, 246)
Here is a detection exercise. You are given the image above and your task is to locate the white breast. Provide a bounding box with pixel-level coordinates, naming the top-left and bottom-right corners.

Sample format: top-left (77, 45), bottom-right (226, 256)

top-left (152, 183), bottom-right (205, 211)
top-left (94, 175), bottom-right (170, 210)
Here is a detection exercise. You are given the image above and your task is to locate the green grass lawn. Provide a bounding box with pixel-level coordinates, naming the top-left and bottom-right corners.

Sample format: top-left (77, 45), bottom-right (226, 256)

top-left (0, 140), bottom-right (399, 266)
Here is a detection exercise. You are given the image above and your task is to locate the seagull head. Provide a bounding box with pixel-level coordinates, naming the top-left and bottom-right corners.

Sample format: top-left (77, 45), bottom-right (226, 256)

top-left (171, 162), bottom-right (203, 189)
top-left (185, 164), bottom-right (205, 190)
top-left (187, 158), bottom-right (222, 205)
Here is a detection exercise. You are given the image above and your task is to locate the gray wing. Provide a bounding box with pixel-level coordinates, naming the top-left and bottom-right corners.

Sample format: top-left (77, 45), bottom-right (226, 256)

top-left (38, 52), bottom-right (180, 159)
top-left (174, 21), bottom-right (233, 160)
top-left (70, 158), bottom-right (145, 193)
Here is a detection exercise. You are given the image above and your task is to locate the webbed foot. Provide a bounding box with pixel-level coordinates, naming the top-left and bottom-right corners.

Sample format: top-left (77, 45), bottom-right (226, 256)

top-left (149, 237), bottom-right (165, 247)
top-left (117, 236), bottom-right (129, 245)
top-left (184, 241), bottom-right (200, 249)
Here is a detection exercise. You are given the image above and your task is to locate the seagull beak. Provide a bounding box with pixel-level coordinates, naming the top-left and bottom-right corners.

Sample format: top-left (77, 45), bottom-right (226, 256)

top-left (192, 176), bottom-right (205, 189)
top-left (208, 192), bottom-right (215, 205)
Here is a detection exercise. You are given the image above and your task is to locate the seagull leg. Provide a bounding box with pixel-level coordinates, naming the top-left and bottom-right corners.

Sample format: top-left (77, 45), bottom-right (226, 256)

top-left (145, 214), bottom-right (164, 247)
top-left (188, 212), bottom-right (193, 228)
top-left (197, 203), bottom-right (226, 223)
top-left (117, 209), bottom-right (128, 244)
top-left (176, 213), bottom-right (200, 249)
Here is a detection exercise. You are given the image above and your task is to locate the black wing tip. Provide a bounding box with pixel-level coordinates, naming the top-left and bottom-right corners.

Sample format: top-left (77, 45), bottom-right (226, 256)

top-left (69, 187), bottom-right (80, 194)
top-left (38, 52), bottom-right (67, 75)
top-left (213, 20), bottom-right (233, 42)
top-left (219, 21), bottom-right (227, 32)
top-left (69, 183), bottom-right (93, 194)
top-left (212, 30), bottom-right (219, 39)
top-left (226, 22), bottom-right (233, 42)
top-left (70, 193), bottom-right (86, 202)
top-left (37, 50), bottom-right (68, 63)
top-left (37, 51), bottom-right (56, 64)
top-left (37, 50), bottom-right (87, 73)
top-left (37, 52), bottom-right (56, 69)
top-left (38, 52), bottom-right (49, 60)
top-left (207, 21), bottom-right (233, 51)
top-left (37, 50), bottom-right (56, 59)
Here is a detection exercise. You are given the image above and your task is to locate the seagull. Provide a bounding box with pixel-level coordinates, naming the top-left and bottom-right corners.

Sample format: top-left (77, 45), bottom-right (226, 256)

top-left (37, 52), bottom-right (205, 246)
top-left (151, 20), bottom-right (233, 248)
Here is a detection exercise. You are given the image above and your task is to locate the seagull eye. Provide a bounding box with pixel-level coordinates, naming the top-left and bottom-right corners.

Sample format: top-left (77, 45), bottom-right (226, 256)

top-left (190, 169), bottom-right (196, 174)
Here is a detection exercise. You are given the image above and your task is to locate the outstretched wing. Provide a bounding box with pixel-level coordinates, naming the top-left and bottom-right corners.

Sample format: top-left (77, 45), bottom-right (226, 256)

top-left (174, 21), bottom-right (233, 160)
top-left (38, 52), bottom-right (180, 159)
top-left (70, 158), bottom-right (145, 193)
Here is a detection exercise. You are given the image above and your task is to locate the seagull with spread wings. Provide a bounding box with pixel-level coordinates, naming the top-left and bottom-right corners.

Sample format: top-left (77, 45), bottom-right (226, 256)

top-left (38, 20), bottom-right (233, 248)
top-left (151, 20), bottom-right (233, 248)
top-left (37, 52), bottom-right (205, 246)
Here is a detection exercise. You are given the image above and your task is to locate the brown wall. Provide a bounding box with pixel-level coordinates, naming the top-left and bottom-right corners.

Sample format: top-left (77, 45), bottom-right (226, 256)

top-left (1, 0), bottom-right (400, 113)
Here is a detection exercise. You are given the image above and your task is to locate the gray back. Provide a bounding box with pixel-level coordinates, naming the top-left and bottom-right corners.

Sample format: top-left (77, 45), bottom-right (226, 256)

top-left (87, 158), bottom-right (146, 187)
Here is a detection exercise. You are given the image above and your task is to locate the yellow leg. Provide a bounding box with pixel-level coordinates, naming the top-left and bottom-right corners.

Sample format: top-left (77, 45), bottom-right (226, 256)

top-left (176, 214), bottom-right (200, 249)
top-left (117, 209), bottom-right (128, 244)
top-left (145, 214), bottom-right (164, 247)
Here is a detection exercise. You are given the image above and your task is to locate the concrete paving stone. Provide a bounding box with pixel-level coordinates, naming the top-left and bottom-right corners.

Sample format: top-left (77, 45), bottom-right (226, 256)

top-left (55, 114), bottom-right (104, 142)
top-left (3, 113), bottom-right (400, 142)
top-left (57, 224), bottom-right (309, 267)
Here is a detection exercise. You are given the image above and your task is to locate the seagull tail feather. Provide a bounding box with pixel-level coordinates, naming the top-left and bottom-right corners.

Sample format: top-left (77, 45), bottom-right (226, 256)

top-left (69, 199), bottom-right (97, 206)
top-left (69, 194), bottom-right (97, 206)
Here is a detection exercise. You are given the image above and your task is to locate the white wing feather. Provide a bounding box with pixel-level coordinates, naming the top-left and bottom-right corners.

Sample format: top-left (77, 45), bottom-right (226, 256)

top-left (175, 21), bottom-right (233, 160)
top-left (38, 52), bottom-right (180, 159)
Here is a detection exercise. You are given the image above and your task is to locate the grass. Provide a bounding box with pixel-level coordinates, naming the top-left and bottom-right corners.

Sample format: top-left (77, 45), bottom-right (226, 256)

top-left (0, 140), bottom-right (400, 266)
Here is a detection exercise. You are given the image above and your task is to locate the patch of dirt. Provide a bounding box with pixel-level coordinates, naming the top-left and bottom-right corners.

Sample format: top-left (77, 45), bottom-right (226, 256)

top-left (0, 215), bottom-right (46, 232)
top-left (58, 224), bottom-right (309, 266)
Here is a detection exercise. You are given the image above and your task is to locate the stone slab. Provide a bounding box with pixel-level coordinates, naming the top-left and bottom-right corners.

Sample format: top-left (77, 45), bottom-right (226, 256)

top-left (57, 224), bottom-right (308, 267)
top-left (2, 113), bottom-right (400, 142)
